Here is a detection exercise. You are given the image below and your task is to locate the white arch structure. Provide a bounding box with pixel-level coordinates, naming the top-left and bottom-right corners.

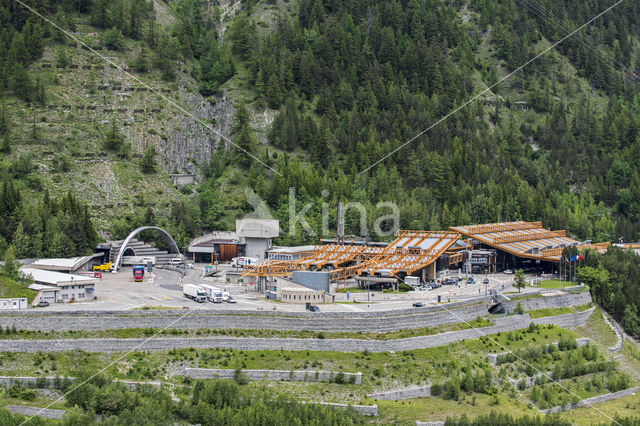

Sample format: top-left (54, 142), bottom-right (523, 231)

top-left (113, 226), bottom-right (180, 271)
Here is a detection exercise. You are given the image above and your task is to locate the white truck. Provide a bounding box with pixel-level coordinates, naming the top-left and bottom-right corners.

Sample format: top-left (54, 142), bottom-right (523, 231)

top-left (231, 257), bottom-right (259, 268)
top-left (183, 284), bottom-right (207, 303)
top-left (404, 276), bottom-right (421, 288)
top-left (199, 284), bottom-right (220, 302)
top-left (212, 291), bottom-right (224, 303)
top-left (222, 291), bottom-right (230, 302)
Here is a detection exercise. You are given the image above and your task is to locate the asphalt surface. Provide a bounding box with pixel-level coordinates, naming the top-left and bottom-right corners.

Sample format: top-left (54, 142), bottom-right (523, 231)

top-left (31, 264), bottom-right (538, 313)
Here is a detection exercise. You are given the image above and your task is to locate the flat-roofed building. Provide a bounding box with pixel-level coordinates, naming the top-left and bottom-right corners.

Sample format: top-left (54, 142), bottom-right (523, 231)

top-left (267, 246), bottom-right (315, 261)
top-left (21, 268), bottom-right (97, 303)
top-left (25, 255), bottom-right (103, 274)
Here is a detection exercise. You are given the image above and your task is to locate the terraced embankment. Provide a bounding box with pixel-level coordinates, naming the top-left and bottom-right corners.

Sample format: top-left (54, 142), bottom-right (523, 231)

top-left (0, 292), bottom-right (591, 333)
top-left (0, 308), bottom-right (595, 353)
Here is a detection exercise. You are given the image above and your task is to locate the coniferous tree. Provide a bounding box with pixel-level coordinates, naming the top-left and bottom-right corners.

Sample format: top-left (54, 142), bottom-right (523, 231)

top-left (1, 245), bottom-right (19, 280)
top-left (104, 122), bottom-right (124, 152)
top-left (0, 134), bottom-right (9, 154)
top-left (9, 63), bottom-right (32, 100)
top-left (265, 74), bottom-right (281, 109)
top-left (140, 146), bottom-right (157, 174)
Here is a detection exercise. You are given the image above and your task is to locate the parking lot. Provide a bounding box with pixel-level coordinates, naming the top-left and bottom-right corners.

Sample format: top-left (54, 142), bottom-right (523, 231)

top-left (28, 262), bottom-right (552, 313)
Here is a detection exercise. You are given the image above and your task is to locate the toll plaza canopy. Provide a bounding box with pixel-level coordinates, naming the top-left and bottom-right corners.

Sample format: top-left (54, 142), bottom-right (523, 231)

top-left (449, 221), bottom-right (609, 262)
top-left (242, 230), bottom-right (460, 280)
top-left (356, 231), bottom-right (460, 278)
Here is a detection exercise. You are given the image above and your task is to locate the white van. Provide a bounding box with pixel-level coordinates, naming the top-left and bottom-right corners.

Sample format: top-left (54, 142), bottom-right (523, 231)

top-left (169, 258), bottom-right (182, 265)
top-left (212, 291), bottom-right (223, 303)
top-left (222, 291), bottom-right (229, 302)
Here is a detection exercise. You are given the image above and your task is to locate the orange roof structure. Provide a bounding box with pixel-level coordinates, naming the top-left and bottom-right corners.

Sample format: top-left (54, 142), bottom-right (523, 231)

top-left (449, 221), bottom-right (609, 262)
top-left (242, 230), bottom-right (460, 280)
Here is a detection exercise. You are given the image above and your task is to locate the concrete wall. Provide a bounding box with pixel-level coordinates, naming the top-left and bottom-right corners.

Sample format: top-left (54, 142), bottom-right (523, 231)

top-left (0, 376), bottom-right (160, 391)
top-left (0, 292), bottom-right (592, 333)
top-left (170, 174), bottom-right (195, 189)
top-left (292, 271), bottom-right (331, 293)
top-left (184, 368), bottom-right (361, 384)
top-left (244, 237), bottom-right (271, 260)
top-left (369, 385), bottom-right (431, 400)
top-left (0, 309), bottom-right (594, 353)
top-left (541, 387), bottom-right (639, 414)
top-left (317, 402), bottom-right (377, 416)
top-left (0, 298), bottom-right (28, 310)
top-left (508, 291), bottom-right (592, 311)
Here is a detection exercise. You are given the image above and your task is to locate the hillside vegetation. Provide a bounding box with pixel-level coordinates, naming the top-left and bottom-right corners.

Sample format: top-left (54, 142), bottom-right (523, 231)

top-left (0, 0), bottom-right (639, 250)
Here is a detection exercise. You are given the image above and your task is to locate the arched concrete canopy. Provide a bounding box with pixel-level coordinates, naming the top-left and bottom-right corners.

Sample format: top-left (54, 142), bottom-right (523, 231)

top-left (113, 226), bottom-right (180, 271)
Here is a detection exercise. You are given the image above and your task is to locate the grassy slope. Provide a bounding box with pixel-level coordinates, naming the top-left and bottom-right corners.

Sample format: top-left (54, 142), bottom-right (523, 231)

top-left (0, 275), bottom-right (36, 303)
top-left (6, 18), bottom-right (189, 233)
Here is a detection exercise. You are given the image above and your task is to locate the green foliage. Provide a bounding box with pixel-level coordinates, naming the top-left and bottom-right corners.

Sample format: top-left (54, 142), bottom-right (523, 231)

top-left (1, 246), bottom-right (20, 280)
top-left (446, 411), bottom-right (571, 425)
top-left (9, 64), bottom-right (32, 100)
top-left (0, 184), bottom-right (98, 259)
top-left (101, 27), bottom-right (125, 50)
top-left (514, 269), bottom-right (526, 292)
top-left (514, 301), bottom-right (524, 315)
top-left (0, 134), bottom-right (10, 154)
top-left (103, 122), bottom-right (125, 152)
top-left (140, 146), bottom-right (157, 174)
top-left (582, 248), bottom-right (640, 339)
top-left (130, 46), bottom-right (151, 73)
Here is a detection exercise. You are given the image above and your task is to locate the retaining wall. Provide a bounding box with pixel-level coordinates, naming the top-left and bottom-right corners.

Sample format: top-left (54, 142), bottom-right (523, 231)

top-left (509, 291), bottom-right (592, 311)
top-left (541, 387), bottom-right (638, 414)
top-left (5, 405), bottom-right (65, 420)
top-left (0, 309), bottom-right (594, 353)
top-left (318, 402), bottom-right (377, 416)
top-left (0, 376), bottom-right (160, 391)
top-left (368, 385), bottom-right (431, 400)
top-left (0, 293), bottom-right (590, 334)
top-left (183, 368), bottom-right (361, 384)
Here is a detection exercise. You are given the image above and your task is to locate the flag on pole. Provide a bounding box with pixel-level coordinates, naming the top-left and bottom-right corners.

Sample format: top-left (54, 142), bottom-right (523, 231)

top-left (570, 254), bottom-right (576, 262)
top-left (577, 254), bottom-right (583, 261)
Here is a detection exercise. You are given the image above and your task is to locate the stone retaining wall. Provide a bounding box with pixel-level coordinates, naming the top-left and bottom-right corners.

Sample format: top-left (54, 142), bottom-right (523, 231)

top-left (600, 310), bottom-right (623, 352)
top-left (183, 368), bottom-right (362, 384)
top-left (318, 402), bottom-right (377, 416)
top-left (368, 385), bottom-right (431, 400)
top-left (509, 291), bottom-right (591, 312)
top-left (532, 307), bottom-right (595, 327)
top-left (541, 387), bottom-right (638, 414)
top-left (5, 405), bottom-right (65, 420)
top-left (0, 293), bottom-right (591, 335)
top-left (0, 308), bottom-right (594, 353)
top-left (0, 376), bottom-right (160, 391)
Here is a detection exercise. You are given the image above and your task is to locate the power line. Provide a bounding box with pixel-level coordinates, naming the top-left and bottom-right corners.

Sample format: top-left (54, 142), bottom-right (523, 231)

top-left (358, 0), bottom-right (627, 176)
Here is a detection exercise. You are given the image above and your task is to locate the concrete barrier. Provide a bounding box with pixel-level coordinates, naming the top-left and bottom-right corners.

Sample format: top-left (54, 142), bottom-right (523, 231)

top-left (5, 405), bottom-right (65, 420)
top-left (183, 368), bottom-right (361, 384)
top-left (318, 401), bottom-right (377, 416)
top-left (369, 385), bottom-right (431, 400)
top-left (541, 387), bottom-right (638, 414)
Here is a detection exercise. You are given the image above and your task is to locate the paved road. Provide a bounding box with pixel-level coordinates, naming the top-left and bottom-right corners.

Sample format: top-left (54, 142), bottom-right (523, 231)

top-left (32, 264), bottom-right (534, 313)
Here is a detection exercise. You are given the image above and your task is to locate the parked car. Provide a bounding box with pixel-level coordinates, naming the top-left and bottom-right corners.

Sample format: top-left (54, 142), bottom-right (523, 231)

top-left (308, 305), bottom-right (321, 312)
top-left (413, 302), bottom-right (424, 308)
top-left (226, 296), bottom-right (236, 304)
top-left (37, 300), bottom-right (49, 307)
top-left (466, 277), bottom-right (473, 284)
top-left (503, 269), bottom-right (514, 274)
top-left (483, 278), bottom-right (490, 285)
